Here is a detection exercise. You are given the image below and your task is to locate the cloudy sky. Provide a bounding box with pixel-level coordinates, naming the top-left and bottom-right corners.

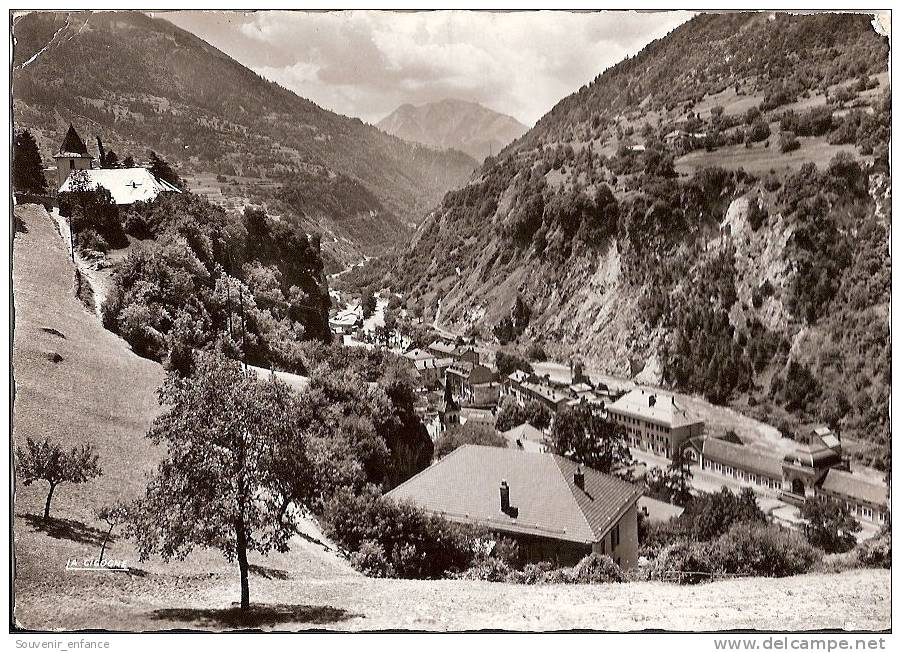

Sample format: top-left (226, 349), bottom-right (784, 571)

top-left (164, 10), bottom-right (693, 126)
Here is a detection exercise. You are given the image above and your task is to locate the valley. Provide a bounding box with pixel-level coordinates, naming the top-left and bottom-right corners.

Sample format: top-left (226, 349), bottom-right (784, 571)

top-left (9, 8), bottom-right (892, 636)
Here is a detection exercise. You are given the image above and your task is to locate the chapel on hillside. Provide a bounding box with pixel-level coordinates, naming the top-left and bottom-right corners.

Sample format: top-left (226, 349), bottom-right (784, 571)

top-left (52, 124), bottom-right (181, 205)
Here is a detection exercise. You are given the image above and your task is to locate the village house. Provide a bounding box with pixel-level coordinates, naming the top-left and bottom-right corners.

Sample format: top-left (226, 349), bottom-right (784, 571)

top-left (413, 356), bottom-right (454, 389)
top-left (445, 361), bottom-right (498, 406)
top-left (427, 339), bottom-right (481, 365)
top-left (329, 303), bottom-right (363, 335)
top-left (501, 369), bottom-right (532, 404)
top-left (607, 388), bottom-right (705, 459)
top-left (519, 379), bottom-right (572, 413)
top-left (501, 423), bottom-right (547, 453)
top-left (386, 445), bottom-right (643, 568)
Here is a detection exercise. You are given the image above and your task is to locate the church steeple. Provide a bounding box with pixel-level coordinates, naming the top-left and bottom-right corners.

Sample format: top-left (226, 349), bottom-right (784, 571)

top-left (58, 123), bottom-right (89, 156)
top-left (53, 124), bottom-right (94, 191)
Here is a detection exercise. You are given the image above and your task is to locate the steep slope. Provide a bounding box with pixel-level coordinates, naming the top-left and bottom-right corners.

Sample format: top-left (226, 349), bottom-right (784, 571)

top-left (371, 12), bottom-right (890, 466)
top-left (11, 10), bottom-right (478, 265)
top-left (378, 99), bottom-right (528, 162)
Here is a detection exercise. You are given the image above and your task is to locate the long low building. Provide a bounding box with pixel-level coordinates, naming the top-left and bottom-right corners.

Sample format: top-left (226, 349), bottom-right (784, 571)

top-left (687, 434), bottom-right (784, 492)
top-left (817, 468), bottom-right (889, 526)
top-left (686, 426), bottom-right (889, 524)
top-left (386, 445), bottom-right (643, 568)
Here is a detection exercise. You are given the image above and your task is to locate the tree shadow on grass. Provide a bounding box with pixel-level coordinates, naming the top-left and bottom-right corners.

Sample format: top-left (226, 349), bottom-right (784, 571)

top-left (151, 603), bottom-right (359, 630)
top-left (21, 513), bottom-right (107, 547)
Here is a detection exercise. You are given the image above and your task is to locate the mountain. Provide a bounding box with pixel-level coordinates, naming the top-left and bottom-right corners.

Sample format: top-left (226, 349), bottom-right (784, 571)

top-left (363, 12), bottom-right (891, 467)
top-left (11, 10), bottom-right (478, 268)
top-left (377, 99), bottom-right (528, 162)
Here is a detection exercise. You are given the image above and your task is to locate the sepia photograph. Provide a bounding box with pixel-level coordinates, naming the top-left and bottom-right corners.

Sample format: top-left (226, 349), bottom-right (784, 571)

top-left (6, 3), bottom-right (893, 641)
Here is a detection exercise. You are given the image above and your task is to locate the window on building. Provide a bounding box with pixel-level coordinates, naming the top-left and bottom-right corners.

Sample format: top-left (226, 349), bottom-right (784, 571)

top-left (612, 524), bottom-right (620, 549)
top-left (69, 159), bottom-right (75, 170)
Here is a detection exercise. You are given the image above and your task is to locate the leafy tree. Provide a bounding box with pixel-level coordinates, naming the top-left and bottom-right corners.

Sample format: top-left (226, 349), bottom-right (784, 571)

top-left (122, 154), bottom-right (136, 168)
top-left (131, 353), bottom-right (314, 611)
top-left (495, 396), bottom-right (552, 432)
top-left (103, 150), bottom-right (120, 168)
top-left (550, 404), bottom-right (631, 473)
top-left (666, 445), bottom-right (694, 506)
top-left (690, 487), bottom-right (765, 541)
top-left (15, 437), bottom-right (102, 520)
top-left (148, 150), bottom-right (183, 189)
top-left (13, 129), bottom-right (47, 194)
top-left (95, 501), bottom-right (129, 563)
top-left (434, 422), bottom-right (507, 460)
top-left (362, 292), bottom-right (377, 319)
top-left (495, 350), bottom-right (533, 377)
top-left (800, 497), bottom-right (861, 553)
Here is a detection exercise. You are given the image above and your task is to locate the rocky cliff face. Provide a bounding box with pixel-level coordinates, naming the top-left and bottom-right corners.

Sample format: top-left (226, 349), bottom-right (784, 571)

top-left (377, 12), bottom-right (889, 465)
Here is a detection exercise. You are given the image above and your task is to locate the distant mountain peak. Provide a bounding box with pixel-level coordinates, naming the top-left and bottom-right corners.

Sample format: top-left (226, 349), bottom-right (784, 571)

top-left (377, 98), bottom-right (528, 162)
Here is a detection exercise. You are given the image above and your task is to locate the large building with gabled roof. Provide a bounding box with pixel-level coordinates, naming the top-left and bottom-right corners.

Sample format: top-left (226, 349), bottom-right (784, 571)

top-left (607, 387), bottom-right (704, 459)
top-left (385, 445), bottom-right (643, 567)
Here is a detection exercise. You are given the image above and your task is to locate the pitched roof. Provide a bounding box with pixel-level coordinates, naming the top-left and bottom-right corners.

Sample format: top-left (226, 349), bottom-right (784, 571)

top-left (639, 496), bottom-right (685, 522)
top-left (56, 124), bottom-right (90, 157)
top-left (607, 388), bottom-right (703, 429)
top-left (415, 357), bottom-right (453, 371)
top-left (702, 437), bottom-right (784, 479)
top-left (507, 369), bottom-right (531, 384)
top-left (386, 445), bottom-right (643, 544)
top-left (59, 168), bottom-right (181, 204)
top-left (502, 423), bottom-right (545, 445)
top-left (428, 340), bottom-right (458, 356)
top-left (820, 468), bottom-right (887, 506)
top-left (402, 348), bottom-right (434, 362)
top-left (521, 380), bottom-right (571, 406)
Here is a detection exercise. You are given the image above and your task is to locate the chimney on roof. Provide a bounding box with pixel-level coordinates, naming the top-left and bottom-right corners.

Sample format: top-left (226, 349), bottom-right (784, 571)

top-left (499, 480), bottom-right (510, 513)
top-left (574, 466), bottom-right (585, 490)
top-left (649, 394), bottom-right (656, 407)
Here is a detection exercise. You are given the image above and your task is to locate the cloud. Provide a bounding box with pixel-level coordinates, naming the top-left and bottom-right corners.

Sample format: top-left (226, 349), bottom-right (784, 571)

top-left (166, 10), bottom-right (693, 125)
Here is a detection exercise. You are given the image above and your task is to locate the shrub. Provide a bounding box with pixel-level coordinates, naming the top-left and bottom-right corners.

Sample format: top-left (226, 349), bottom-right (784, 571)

top-left (491, 537), bottom-right (522, 568)
top-left (458, 556), bottom-right (513, 582)
top-left (857, 532), bottom-right (891, 569)
top-left (712, 522), bottom-right (820, 578)
top-left (511, 561), bottom-right (557, 584)
top-left (524, 342), bottom-right (547, 361)
top-left (747, 197), bottom-right (767, 231)
top-left (349, 540), bottom-right (395, 577)
top-left (323, 486), bottom-right (483, 579)
top-left (76, 228), bottom-right (109, 253)
top-left (779, 132), bottom-right (801, 153)
top-left (570, 553), bottom-right (625, 583)
top-left (650, 540), bottom-right (720, 584)
top-left (747, 119), bottom-right (771, 143)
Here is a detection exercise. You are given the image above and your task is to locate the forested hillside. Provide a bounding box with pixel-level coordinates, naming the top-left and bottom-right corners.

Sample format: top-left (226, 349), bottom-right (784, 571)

top-left (11, 11), bottom-right (477, 265)
top-left (362, 12), bottom-right (891, 467)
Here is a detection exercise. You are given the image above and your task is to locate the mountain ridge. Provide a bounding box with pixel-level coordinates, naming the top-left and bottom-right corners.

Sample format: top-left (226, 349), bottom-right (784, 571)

top-left (362, 11), bottom-right (891, 466)
top-left (12, 10), bottom-right (479, 267)
top-left (377, 98), bottom-right (528, 162)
